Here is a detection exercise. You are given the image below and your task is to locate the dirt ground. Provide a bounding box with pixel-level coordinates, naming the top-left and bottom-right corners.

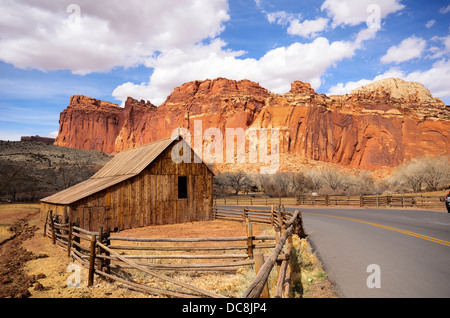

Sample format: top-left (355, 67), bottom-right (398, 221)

top-left (0, 203), bottom-right (337, 298)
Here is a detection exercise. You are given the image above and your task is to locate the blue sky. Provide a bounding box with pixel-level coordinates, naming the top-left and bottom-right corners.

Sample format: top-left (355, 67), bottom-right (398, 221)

top-left (0, 0), bottom-right (449, 141)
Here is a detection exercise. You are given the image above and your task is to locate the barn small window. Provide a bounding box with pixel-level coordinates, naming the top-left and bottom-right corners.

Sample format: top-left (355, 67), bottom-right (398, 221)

top-left (178, 176), bottom-right (188, 199)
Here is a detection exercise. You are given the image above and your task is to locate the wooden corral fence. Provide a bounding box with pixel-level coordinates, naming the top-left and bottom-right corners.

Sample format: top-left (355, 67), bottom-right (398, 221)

top-left (215, 196), bottom-right (297, 207)
top-left (43, 207), bottom-right (305, 298)
top-left (215, 194), bottom-right (446, 210)
top-left (297, 194), bottom-right (445, 209)
top-left (212, 204), bottom-right (305, 233)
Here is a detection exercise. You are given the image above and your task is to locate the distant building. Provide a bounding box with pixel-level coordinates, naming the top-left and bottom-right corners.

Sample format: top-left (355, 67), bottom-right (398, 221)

top-left (40, 136), bottom-right (214, 231)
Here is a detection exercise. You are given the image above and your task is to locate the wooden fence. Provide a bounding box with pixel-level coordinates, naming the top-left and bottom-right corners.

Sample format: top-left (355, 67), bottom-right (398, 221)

top-left (215, 196), bottom-right (297, 207)
top-left (212, 204), bottom-right (305, 233)
top-left (43, 207), bottom-right (305, 298)
top-left (297, 194), bottom-right (445, 209)
top-left (215, 194), bottom-right (445, 210)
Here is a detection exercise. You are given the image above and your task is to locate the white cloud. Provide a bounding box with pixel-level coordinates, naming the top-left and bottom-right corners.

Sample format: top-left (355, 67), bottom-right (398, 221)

top-left (266, 11), bottom-right (301, 25)
top-left (114, 39), bottom-right (249, 105)
top-left (321, 0), bottom-right (404, 28)
top-left (287, 18), bottom-right (329, 38)
top-left (429, 35), bottom-right (450, 59)
top-left (0, 0), bottom-right (229, 74)
top-left (425, 19), bottom-right (436, 28)
top-left (380, 36), bottom-right (427, 64)
top-left (405, 59), bottom-right (450, 99)
top-left (328, 59), bottom-right (450, 103)
top-left (48, 131), bottom-right (59, 138)
top-left (439, 4), bottom-right (450, 14)
top-left (327, 68), bottom-right (405, 95)
top-left (113, 28), bottom-right (377, 105)
top-left (265, 10), bottom-right (328, 39)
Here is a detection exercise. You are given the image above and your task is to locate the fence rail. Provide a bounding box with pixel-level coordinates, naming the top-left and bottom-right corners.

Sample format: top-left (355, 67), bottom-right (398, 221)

top-left (215, 196), bottom-right (297, 206)
top-left (243, 210), bottom-right (303, 298)
top-left (43, 207), bottom-right (306, 298)
top-left (215, 194), bottom-right (446, 210)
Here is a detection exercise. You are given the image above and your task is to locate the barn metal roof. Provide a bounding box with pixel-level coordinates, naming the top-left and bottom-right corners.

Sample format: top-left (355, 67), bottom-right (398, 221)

top-left (40, 175), bottom-right (132, 205)
top-left (92, 137), bottom-right (174, 178)
top-left (41, 136), bottom-right (184, 205)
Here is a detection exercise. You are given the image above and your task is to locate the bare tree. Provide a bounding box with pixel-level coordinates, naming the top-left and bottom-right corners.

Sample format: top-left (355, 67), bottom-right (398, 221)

top-left (392, 159), bottom-right (425, 192)
top-left (0, 158), bottom-right (39, 201)
top-left (304, 168), bottom-right (323, 192)
top-left (421, 156), bottom-right (450, 191)
top-left (213, 173), bottom-right (231, 196)
top-left (339, 174), bottom-right (354, 192)
top-left (351, 170), bottom-right (375, 195)
top-left (223, 171), bottom-right (254, 195)
top-left (290, 171), bottom-right (310, 195)
top-left (274, 173), bottom-right (292, 196)
top-left (320, 166), bottom-right (345, 191)
top-left (0, 159), bottom-right (21, 196)
top-left (391, 156), bottom-right (450, 193)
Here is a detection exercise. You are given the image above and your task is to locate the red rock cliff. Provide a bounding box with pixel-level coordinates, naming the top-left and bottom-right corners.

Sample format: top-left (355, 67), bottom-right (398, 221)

top-left (54, 78), bottom-right (450, 171)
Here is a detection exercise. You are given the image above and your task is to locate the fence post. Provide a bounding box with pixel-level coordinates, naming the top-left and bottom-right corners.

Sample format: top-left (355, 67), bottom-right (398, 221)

top-left (254, 253), bottom-right (270, 298)
top-left (359, 195), bottom-right (363, 207)
top-left (73, 220), bottom-right (80, 254)
top-left (242, 207), bottom-right (248, 222)
top-left (247, 221), bottom-right (254, 259)
top-left (276, 206), bottom-right (284, 230)
top-left (97, 226), bottom-right (104, 271)
top-left (88, 234), bottom-right (97, 287)
top-left (104, 227), bottom-right (111, 274)
top-left (50, 211), bottom-right (56, 245)
top-left (325, 195), bottom-right (329, 206)
top-left (67, 222), bottom-right (72, 258)
top-left (270, 205), bottom-right (274, 226)
top-left (275, 226), bottom-right (281, 245)
top-left (43, 210), bottom-right (50, 237)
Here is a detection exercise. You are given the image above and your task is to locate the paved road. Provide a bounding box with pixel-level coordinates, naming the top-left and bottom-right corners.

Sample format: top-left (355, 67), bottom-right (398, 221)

top-left (295, 207), bottom-right (450, 298)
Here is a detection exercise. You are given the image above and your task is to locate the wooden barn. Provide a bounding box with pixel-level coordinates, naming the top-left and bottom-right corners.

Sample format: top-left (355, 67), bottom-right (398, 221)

top-left (40, 136), bottom-right (214, 231)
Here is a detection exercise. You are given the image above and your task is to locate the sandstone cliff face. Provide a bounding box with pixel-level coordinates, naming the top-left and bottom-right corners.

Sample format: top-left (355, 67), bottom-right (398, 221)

top-left (56, 95), bottom-right (124, 154)
top-left (54, 78), bottom-right (450, 171)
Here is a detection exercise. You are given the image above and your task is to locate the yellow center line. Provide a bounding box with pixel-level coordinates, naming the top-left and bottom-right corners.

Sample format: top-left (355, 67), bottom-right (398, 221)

top-left (303, 212), bottom-right (450, 247)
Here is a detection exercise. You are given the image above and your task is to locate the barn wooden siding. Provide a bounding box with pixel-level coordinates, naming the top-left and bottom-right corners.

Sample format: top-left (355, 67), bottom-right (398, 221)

top-left (40, 137), bottom-right (214, 231)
